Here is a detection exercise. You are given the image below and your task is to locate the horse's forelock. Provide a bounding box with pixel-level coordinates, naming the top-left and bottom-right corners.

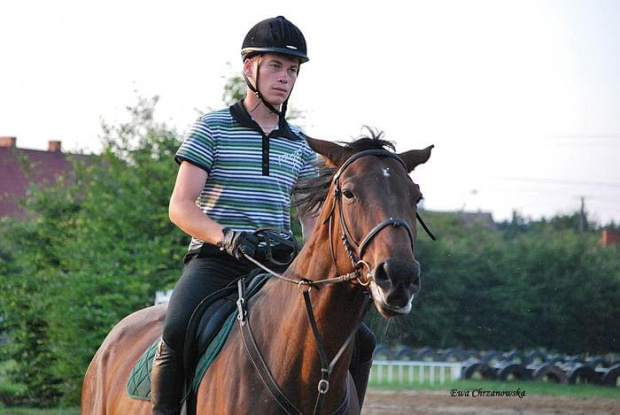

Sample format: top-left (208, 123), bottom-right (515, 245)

top-left (343, 128), bottom-right (395, 153)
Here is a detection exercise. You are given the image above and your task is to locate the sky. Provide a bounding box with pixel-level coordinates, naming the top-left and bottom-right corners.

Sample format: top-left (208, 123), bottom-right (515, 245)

top-left (1, 0), bottom-right (619, 224)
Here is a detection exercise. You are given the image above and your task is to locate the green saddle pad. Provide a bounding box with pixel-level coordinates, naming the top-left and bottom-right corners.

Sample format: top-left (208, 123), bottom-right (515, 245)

top-left (126, 338), bottom-right (159, 400)
top-left (126, 312), bottom-right (237, 400)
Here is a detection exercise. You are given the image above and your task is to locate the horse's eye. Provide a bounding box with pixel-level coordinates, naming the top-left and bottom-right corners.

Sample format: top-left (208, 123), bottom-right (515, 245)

top-left (342, 189), bottom-right (356, 200)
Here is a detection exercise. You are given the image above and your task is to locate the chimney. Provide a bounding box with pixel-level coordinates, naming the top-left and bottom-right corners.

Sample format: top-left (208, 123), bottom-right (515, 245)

top-left (48, 140), bottom-right (62, 153)
top-left (0, 136), bottom-right (17, 148)
top-left (601, 229), bottom-right (620, 247)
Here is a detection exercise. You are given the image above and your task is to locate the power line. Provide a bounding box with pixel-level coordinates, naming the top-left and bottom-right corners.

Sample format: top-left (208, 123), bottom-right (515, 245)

top-left (496, 177), bottom-right (620, 188)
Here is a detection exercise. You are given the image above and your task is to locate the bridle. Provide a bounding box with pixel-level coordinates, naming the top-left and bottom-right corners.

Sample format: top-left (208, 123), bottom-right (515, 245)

top-left (324, 149), bottom-right (431, 283)
top-left (238, 149), bottom-right (435, 415)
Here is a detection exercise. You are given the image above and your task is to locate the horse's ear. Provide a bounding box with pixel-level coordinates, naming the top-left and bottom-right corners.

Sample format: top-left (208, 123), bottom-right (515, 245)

top-left (304, 135), bottom-right (351, 168)
top-left (398, 145), bottom-right (434, 172)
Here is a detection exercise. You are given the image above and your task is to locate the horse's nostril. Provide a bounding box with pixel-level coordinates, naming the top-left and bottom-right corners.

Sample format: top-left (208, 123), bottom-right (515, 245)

top-left (374, 258), bottom-right (421, 289)
top-left (373, 263), bottom-right (391, 288)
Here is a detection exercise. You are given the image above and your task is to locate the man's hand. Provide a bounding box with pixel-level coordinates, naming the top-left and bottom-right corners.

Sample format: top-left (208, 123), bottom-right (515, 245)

top-left (217, 228), bottom-right (259, 262)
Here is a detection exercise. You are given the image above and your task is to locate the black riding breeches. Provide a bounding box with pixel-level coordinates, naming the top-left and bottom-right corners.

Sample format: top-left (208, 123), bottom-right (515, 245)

top-left (162, 250), bottom-right (256, 352)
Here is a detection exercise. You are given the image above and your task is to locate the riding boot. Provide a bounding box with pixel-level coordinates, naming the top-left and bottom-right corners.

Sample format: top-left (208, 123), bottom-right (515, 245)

top-left (151, 339), bottom-right (183, 415)
top-left (350, 324), bottom-right (376, 407)
top-left (350, 358), bottom-right (373, 407)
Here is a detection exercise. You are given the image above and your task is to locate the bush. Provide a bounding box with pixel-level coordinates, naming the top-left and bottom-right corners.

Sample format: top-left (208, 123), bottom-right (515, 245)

top-left (0, 97), bottom-right (187, 406)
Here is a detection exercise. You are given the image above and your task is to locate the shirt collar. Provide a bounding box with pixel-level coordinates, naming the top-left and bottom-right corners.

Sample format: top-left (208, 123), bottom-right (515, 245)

top-left (229, 100), bottom-right (299, 141)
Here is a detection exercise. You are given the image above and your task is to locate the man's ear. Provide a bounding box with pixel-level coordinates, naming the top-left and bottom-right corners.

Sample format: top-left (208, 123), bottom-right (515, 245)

top-left (243, 58), bottom-right (255, 78)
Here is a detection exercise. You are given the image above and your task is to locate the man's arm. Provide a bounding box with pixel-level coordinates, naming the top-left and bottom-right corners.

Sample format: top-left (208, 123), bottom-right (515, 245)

top-left (169, 161), bottom-right (225, 246)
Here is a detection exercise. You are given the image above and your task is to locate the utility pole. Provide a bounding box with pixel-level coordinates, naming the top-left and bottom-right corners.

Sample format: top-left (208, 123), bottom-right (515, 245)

top-left (579, 196), bottom-right (586, 233)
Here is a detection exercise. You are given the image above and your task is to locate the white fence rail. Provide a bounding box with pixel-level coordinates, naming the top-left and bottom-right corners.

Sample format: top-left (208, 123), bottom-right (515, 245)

top-left (371, 360), bottom-right (463, 385)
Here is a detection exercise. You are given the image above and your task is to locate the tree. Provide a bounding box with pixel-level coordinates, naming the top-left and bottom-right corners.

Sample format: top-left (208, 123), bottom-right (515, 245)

top-left (368, 212), bottom-right (620, 354)
top-left (0, 96), bottom-right (187, 405)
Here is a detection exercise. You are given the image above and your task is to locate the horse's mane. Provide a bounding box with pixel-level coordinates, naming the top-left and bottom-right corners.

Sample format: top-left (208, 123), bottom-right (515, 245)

top-left (294, 128), bottom-right (395, 219)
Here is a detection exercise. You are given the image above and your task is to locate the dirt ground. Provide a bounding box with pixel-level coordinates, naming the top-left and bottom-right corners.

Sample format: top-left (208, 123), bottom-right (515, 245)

top-left (362, 390), bottom-right (620, 415)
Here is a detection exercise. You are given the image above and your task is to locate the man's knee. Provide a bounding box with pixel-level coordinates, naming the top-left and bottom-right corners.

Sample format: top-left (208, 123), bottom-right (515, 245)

top-left (354, 324), bottom-right (376, 364)
top-left (162, 318), bottom-right (186, 353)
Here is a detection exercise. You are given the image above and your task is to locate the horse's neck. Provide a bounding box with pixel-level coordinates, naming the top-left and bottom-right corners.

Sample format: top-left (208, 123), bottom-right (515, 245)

top-left (280, 226), bottom-right (365, 346)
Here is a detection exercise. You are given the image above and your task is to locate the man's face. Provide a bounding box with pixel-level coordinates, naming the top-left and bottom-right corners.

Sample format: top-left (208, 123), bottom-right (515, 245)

top-left (246, 53), bottom-right (300, 106)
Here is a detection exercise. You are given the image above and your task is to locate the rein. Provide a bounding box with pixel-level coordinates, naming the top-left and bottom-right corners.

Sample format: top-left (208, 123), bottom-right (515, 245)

top-left (237, 149), bottom-right (435, 414)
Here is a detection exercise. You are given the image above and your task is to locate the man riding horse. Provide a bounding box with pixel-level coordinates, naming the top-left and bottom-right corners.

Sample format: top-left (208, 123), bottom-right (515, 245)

top-left (154, 16), bottom-right (376, 414)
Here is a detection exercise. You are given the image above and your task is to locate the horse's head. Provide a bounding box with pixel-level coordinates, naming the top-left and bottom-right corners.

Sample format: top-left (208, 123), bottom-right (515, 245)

top-left (304, 134), bottom-right (433, 318)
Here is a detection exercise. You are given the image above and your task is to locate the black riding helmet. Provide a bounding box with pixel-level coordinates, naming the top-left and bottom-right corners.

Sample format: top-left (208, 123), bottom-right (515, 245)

top-left (241, 16), bottom-right (309, 63)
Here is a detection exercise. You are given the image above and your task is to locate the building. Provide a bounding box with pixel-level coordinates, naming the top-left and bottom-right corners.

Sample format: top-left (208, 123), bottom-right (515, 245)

top-left (456, 210), bottom-right (496, 230)
top-left (601, 229), bottom-right (620, 247)
top-left (0, 136), bottom-right (85, 219)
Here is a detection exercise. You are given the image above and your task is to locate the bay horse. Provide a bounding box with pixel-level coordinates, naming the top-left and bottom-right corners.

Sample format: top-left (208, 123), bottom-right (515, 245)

top-left (81, 134), bottom-right (434, 414)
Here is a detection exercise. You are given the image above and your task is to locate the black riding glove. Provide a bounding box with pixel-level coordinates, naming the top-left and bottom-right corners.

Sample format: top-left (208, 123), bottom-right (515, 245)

top-left (217, 228), bottom-right (259, 262)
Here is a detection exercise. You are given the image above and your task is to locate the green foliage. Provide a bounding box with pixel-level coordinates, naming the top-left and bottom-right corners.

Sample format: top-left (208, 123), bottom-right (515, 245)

top-left (222, 69), bottom-right (246, 107)
top-left (0, 361), bottom-right (27, 407)
top-left (368, 211), bottom-right (620, 355)
top-left (0, 96), bottom-right (187, 406)
top-left (0, 408), bottom-right (79, 415)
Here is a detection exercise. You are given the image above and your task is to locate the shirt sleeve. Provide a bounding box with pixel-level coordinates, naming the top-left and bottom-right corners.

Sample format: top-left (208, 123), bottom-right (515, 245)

top-left (174, 116), bottom-right (215, 172)
top-left (299, 142), bottom-right (320, 180)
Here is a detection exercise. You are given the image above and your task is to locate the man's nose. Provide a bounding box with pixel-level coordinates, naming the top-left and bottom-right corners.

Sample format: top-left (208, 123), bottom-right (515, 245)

top-left (278, 70), bottom-right (289, 83)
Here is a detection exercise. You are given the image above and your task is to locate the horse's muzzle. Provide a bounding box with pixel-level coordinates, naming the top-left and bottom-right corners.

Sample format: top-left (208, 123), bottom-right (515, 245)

top-left (371, 258), bottom-right (421, 316)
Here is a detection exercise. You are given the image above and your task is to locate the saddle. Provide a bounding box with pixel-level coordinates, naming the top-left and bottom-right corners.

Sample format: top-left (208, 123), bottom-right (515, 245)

top-left (183, 269), bottom-right (270, 384)
top-left (125, 272), bottom-right (270, 402)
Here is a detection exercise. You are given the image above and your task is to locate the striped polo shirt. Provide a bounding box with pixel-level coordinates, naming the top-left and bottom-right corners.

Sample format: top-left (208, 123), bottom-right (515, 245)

top-left (175, 100), bottom-right (318, 252)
